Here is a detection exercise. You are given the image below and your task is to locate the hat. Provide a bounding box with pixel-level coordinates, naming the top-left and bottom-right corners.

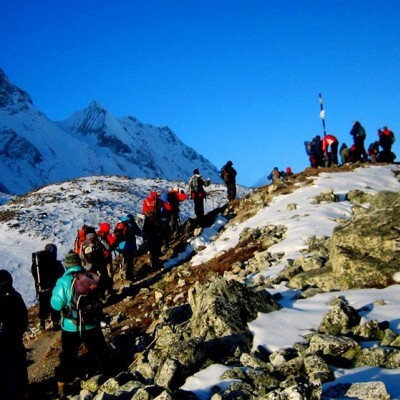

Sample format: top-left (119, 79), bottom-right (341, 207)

top-left (63, 250), bottom-right (81, 268)
top-left (193, 168), bottom-right (199, 175)
top-left (98, 222), bottom-right (110, 233)
top-left (45, 243), bottom-right (57, 255)
top-left (0, 269), bottom-right (12, 287)
top-left (227, 160), bottom-right (233, 166)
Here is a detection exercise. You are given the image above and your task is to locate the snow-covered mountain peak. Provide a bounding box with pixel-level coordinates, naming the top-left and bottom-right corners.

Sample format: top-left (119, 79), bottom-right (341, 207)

top-left (0, 68), bottom-right (33, 113)
top-left (0, 69), bottom-right (222, 195)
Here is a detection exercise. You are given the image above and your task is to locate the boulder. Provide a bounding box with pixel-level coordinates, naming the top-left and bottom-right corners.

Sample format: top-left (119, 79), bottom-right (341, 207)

top-left (188, 277), bottom-right (279, 355)
top-left (329, 191), bottom-right (400, 289)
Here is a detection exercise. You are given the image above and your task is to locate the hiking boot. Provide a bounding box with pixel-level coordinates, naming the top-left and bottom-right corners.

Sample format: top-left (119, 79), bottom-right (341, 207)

top-left (57, 381), bottom-right (66, 399)
top-left (39, 319), bottom-right (46, 331)
top-left (52, 321), bottom-right (61, 331)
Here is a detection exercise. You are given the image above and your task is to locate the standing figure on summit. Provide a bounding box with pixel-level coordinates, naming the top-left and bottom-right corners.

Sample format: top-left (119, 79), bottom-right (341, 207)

top-left (350, 121), bottom-right (367, 162)
top-left (188, 169), bottom-right (210, 227)
top-left (220, 160), bottom-right (237, 202)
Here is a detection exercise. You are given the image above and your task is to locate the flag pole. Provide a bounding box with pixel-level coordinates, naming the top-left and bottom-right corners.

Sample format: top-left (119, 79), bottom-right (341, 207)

top-left (319, 93), bottom-right (327, 137)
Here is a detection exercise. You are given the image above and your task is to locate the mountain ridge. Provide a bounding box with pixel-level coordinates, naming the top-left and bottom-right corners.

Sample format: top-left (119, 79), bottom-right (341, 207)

top-left (0, 68), bottom-right (221, 195)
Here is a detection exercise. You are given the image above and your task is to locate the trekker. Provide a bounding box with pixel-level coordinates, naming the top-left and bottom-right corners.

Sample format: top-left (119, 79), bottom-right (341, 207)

top-left (378, 126), bottom-right (396, 163)
top-left (142, 192), bottom-right (171, 270)
top-left (321, 134), bottom-right (339, 166)
top-left (167, 187), bottom-right (187, 236)
top-left (305, 135), bottom-right (324, 167)
top-left (267, 167), bottom-right (285, 182)
top-left (0, 269), bottom-right (29, 400)
top-left (188, 169), bottom-right (210, 227)
top-left (220, 160), bottom-right (237, 201)
top-left (97, 222), bottom-right (117, 279)
top-left (349, 121), bottom-right (367, 162)
top-left (31, 243), bottom-right (65, 330)
top-left (114, 214), bottom-right (142, 280)
top-left (368, 141), bottom-right (380, 163)
top-left (80, 232), bottom-right (112, 296)
top-left (340, 143), bottom-right (349, 165)
top-left (51, 250), bottom-right (112, 398)
top-left (285, 167), bottom-right (293, 176)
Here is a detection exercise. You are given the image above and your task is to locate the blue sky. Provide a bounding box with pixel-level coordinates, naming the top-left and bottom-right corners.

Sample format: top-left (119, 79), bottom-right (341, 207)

top-left (1, 0), bottom-right (400, 186)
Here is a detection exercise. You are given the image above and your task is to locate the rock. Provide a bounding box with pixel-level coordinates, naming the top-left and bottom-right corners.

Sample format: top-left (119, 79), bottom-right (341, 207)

top-left (345, 381), bottom-right (390, 400)
top-left (323, 381), bottom-right (390, 400)
top-left (329, 191), bottom-right (400, 289)
top-left (352, 319), bottom-right (387, 341)
top-left (318, 297), bottom-right (360, 335)
top-left (355, 347), bottom-right (400, 368)
top-left (303, 354), bottom-right (333, 384)
top-left (188, 277), bottom-right (279, 355)
top-left (306, 334), bottom-right (360, 360)
top-left (380, 328), bottom-right (398, 346)
top-left (154, 358), bottom-right (179, 389)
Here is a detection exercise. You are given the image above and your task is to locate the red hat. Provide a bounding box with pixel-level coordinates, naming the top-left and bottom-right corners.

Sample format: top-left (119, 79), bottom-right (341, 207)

top-left (98, 222), bottom-right (110, 234)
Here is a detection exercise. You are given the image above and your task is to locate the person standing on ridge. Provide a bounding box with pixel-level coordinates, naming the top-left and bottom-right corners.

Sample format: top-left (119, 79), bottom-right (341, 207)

top-left (51, 250), bottom-right (112, 398)
top-left (188, 169), bottom-right (210, 227)
top-left (0, 269), bottom-right (29, 400)
top-left (142, 192), bottom-right (171, 270)
top-left (220, 160), bottom-right (237, 201)
top-left (349, 121), bottom-right (367, 162)
top-left (378, 126), bottom-right (396, 162)
top-left (31, 243), bottom-right (65, 331)
top-left (167, 186), bottom-right (187, 237)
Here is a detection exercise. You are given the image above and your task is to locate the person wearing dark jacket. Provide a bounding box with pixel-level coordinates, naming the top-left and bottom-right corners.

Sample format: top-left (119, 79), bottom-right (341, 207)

top-left (167, 187), bottom-right (187, 236)
top-left (188, 169), bottom-right (210, 227)
top-left (0, 269), bottom-right (29, 400)
top-left (220, 161), bottom-right (237, 201)
top-left (31, 243), bottom-right (65, 330)
top-left (350, 121), bottom-right (367, 162)
top-left (142, 192), bottom-right (171, 270)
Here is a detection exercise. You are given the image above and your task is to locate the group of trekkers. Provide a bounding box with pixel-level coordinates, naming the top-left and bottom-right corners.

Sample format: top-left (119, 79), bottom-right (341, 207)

top-left (305, 122), bottom-right (396, 168)
top-left (1, 161), bottom-right (238, 399)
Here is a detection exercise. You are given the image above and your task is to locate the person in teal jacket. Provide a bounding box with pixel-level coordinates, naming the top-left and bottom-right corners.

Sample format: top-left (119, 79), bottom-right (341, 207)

top-left (51, 250), bottom-right (111, 398)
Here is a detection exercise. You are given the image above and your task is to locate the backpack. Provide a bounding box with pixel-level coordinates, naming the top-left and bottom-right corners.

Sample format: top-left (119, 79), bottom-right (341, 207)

top-left (68, 271), bottom-right (102, 326)
top-left (74, 225), bottom-right (96, 254)
top-left (114, 220), bottom-right (129, 241)
top-left (81, 237), bottom-right (102, 262)
top-left (220, 167), bottom-right (230, 181)
top-left (143, 193), bottom-right (159, 222)
top-left (190, 175), bottom-right (200, 193)
top-left (31, 251), bottom-right (58, 293)
top-left (304, 141), bottom-right (313, 156)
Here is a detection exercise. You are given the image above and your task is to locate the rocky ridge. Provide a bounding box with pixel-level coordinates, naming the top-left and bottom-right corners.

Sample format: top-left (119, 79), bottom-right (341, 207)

top-left (24, 163), bottom-right (400, 400)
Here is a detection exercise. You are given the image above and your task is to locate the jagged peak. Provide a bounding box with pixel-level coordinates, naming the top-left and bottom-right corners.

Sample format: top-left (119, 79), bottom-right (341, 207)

top-left (0, 68), bottom-right (33, 110)
top-left (86, 100), bottom-right (107, 113)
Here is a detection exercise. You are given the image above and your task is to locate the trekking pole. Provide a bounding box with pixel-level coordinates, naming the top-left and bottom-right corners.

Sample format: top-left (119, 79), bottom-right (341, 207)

top-left (128, 325), bottom-right (169, 369)
top-left (35, 253), bottom-right (42, 292)
top-left (319, 93), bottom-right (327, 137)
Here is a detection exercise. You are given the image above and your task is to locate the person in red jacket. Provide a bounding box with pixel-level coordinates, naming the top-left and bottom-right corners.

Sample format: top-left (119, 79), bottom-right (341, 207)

top-left (142, 192), bottom-right (171, 270)
top-left (321, 134), bottom-right (339, 166)
top-left (97, 222), bottom-right (117, 287)
top-left (378, 126), bottom-right (396, 162)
